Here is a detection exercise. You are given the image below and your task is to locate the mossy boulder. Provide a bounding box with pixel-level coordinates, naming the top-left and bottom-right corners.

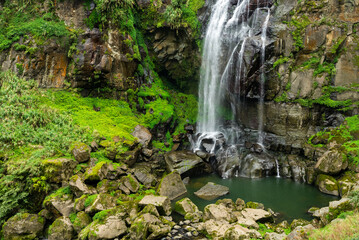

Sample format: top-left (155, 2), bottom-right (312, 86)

top-left (164, 150), bottom-right (205, 176)
top-left (69, 175), bottom-right (96, 197)
top-left (79, 209), bottom-right (127, 240)
top-left (83, 161), bottom-right (109, 183)
top-left (84, 193), bottom-right (117, 215)
top-left (315, 174), bottom-right (339, 196)
top-left (72, 142), bottom-right (91, 163)
top-left (72, 211), bottom-right (92, 233)
top-left (116, 148), bottom-right (140, 167)
top-left (133, 164), bottom-right (157, 188)
top-left (43, 187), bottom-right (74, 218)
top-left (174, 197), bottom-right (199, 216)
top-left (246, 201), bottom-right (265, 209)
top-left (157, 171), bottom-right (187, 200)
top-left (139, 195), bottom-right (172, 216)
top-left (74, 195), bottom-right (88, 212)
top-left (119, 174), bottom-right (140, 193)
top-left (315, 150), bottom-right (348, 175)
top-left (329, 198), bottom-right (354, 218)
top-left (97, 179), bottom-right (120, 194)
top-left (338, 172), bottom-right (358, 196)
top-left (42, 158), bottom-right (77, 183)
top-left (290, 219), bottom-right (311, 229)
top-left (2, 213), bottom-right (45, 240)
top-left (48, 217), bottom-right (74, 240)
top-left (235, 198), bottom-right (246, 211)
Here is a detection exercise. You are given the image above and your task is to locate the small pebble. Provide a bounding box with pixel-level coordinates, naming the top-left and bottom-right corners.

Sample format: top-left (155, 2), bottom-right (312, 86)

top-left (184, 220), bottom-right (191, 225)
top-left (192, 231), bottom-right (199, 236)
top-left (174, 225), bottom-right (181, 229)
top-left (186, 232), bottom-right (192, 237)
top-left (171, 230), bottom-right (178, 234)
top-left (179, 221), bottom-right (184, 225)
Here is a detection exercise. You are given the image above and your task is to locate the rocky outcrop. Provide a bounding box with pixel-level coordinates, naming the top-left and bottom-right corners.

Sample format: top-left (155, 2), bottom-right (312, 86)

top-left (164, 150), bottom-right (206, 176)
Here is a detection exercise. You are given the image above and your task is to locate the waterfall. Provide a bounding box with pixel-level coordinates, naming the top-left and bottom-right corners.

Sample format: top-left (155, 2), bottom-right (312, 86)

top-left (195, 0), bottom-right (272, 178)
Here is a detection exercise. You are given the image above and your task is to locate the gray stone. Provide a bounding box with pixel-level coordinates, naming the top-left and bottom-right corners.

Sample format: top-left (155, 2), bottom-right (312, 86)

top-left (164, 150), bottom-right (205, 176)
top-left (139, 195), bottom-right (172, 215)
top-left (203, 204), bottom-right (233, 222)
top-left (72, 142), bottom-right (91, 163)
top-left (241, 208), bottom-right (272, 222)
top-left (265, 232), bottom-right (287, 240)
top-left (48, 217), bottom-right (74, 240)
top-left (3, 213), bottom-right (45, 240)
top-left (315, 150), bottom-right (348, 175)
top-left (194, 182), bottom-right (229, 200)
top-left (158, 172), bottom-right (187, 200)
top-left (174, 198), bottom-right (199, 216)
top-left (286, 224), bottom-right (315, 240)
top-left (132, 125), bottom-right (152, 147)
top-left (85, 194), bottom-right (117, 215)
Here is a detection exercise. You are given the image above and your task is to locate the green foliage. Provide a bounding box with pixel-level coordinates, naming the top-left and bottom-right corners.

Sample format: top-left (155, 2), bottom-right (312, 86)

top-left (273, 56), bottom-right (290, 68)
top-left (84, 194), bottom-right (98, 208)
top-left (287, 15), bottom-right (311, 51)
top-left (0, 1), bottom-right (72, 51)
top-left (258, 223), bottom-right (274, 236)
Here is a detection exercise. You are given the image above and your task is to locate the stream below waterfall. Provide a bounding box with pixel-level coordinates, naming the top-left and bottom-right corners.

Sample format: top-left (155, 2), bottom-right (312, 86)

top-left (184, 175), bottom-right (338, 222)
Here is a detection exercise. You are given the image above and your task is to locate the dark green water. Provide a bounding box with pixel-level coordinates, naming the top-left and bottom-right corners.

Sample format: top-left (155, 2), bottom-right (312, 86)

top-left (184, 174), bottom-right (338, 222)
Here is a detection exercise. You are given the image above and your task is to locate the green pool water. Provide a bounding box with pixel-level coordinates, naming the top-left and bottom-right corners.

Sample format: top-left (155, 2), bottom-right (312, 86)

top-left (183, 174), bottom-right (338, 221)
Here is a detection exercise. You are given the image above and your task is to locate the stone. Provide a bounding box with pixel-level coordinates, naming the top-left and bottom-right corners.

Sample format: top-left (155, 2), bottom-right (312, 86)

top-left (84, 162), bottom-right (109, 183)
top-left (133, 165), bottom-right (157, 188)
top-left (289, 69), bottom-right (314, 98)
top-left (238, 153), bottom-right (276, 178)
top-left (194, 182), bottom-right (229, 200)
top-left (315, 150), bottom-right (348, 175)
top-left (69, 175), bottom-right (96, 197)
top-left (236, 216), bottom-right (259, 229)
top-left (158, 171), bottom-right (187, 200)
top-left (72, 142), bottom-right (91, 163)
top-left (119, 174), bottom-right (140, 193)
top-left (224, 224), bottom-right (251, 240)
top-left (315, 174), bottom-right (339, 196)
top-left (139, 195), bottom-right (172, 216)
top-left (117, 149), bottom-right (140, 167)
top-left (290, 219), bottom-right (311, 229)
top-left (312, 207), bottom-right (329, 225)
top-left (132, 125), bottom-right (152, 147)
top-left (85, 194), bottom-right (117, 215)
top-left (80, 215), bottom-right (127, 240)
top-left (164, 150), bottom-right (205, 176)
top-left (3, 213), bottom-right (45, 240)
top-left (73, 211), bottom-right (92, 233)
top-left (48, 217), bottom-right (73, 240)
top-left (334, 51), bottom-right (359, 87)
top-left (201, 219), bottom-right (233, 238)
top-left (203, 204), bottom-right (233, 222)
top-left (42, 158), bottom-right (77, 183)
top-left (241, 208), bottom-right (272, 222)
top-left (43, 190), bottom-right (74, 218)
top-left (286, 224), bottom-right (315, 240)
top-left (174, 198), bottom-right (199, 216)
top-left (235, 198), bottom-right (246, 210)
top-left (265, 232), bottom-right (287, 240)
top-left (328, 198), bottom-right (354, 216)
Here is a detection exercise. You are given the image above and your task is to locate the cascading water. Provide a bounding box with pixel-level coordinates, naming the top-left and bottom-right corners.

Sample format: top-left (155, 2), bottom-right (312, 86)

top-left (194, 0), bottom-right (273, 178)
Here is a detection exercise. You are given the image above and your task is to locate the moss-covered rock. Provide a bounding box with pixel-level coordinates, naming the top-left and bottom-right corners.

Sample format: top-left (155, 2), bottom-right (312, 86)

top-left (139, 195), bottom-right (172, 216)
top-left (48, 216), bottom-right (74, 240)
top-left (85, 193), bottom-right (117, 215)
top-left (42, 158), bottom-right (77, 183)
top-left (338, 171), bottom-right (358, 196)
top-left (315, 174), bottom-right (339, 196)
top-left (2, 213), bottom-right (45, 240)
top-left (246, 201), bottom-right (265, 209)
top-left (157, 171), bottom-right (187, 200)
top-left (72, 211), bottom-right (92, 234)
top-left (290, 218), bottom-right (311, 229)
top-left (43, 187), bottom-right (74, 218)
top-left (72, 142), bottom-right (91, 163)
top-left (119, 174), bottom-right (140, 193)
top-left (315, 150), bottom-right (348, 175)
top-left (69, 175), bottom-right (96, 197)
top-left (83, 161), bottom-right (109, 183)
top-left (174, 197), bottom-right (199, 216)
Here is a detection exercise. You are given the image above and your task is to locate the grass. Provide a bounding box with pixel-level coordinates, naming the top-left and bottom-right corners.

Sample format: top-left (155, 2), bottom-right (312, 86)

top-left (309, 212), bottom-right (359, 240)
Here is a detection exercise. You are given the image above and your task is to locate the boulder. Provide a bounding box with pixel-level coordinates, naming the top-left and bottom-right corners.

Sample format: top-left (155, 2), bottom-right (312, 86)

top-left (80, 215), bottom-right (127, 240)
top-left (139, 195), bottom-right (172, 216)
top-left (132, 125), bottom-right (152, 147)
top-left (73, 211), bottom-right (92, 233)
top-left (72, 142), bottom-right (91, 163)
top-left (174, 198), bottom-right (199, 216)
top-left (338, 172), bottom-right (358, 196)
top-left (158, 171), bottom-right (187, 200)
top-left (235, 198), bottom-right (246, 211)
top-left (96, 179), bottom-right (119, 194)
top-left (286, 224), bottom-right (315, 240)
top-left (203, 204), bottom-right (233, 222)
top-left (329, 198), bottom-right (354, 216)
top-left (117, 148), bottom-right (140, 167)
top-left (164, 150), bottom-right (205, 176)
top-left (48, 217), bottom-right (74, 240)
top-left (84, 161), bottom-right (109, 183)
top-left (3, 213), bottom-right (44, 240)
top-left (119, 174), bottom-right (140, 193)
top-left (241, 208), bottom-right (272, 222)
top-left (85, 194), bottom-right (117, 215)
top-left (238, 153), bottom-right (276, 178)
top-left (312, 207), bottom-right (329, 225)
top-left (224, 224), bottom-right (255, 240)
top-left (42, 158), bottom-right (77, 183)
top-left (315, 174), bottom-right (339, 196)
top-left (129, 213), bottom-right (163, 240)
top-left (69, 175), bottom-right (96, 197)
top-left (200, 219), bottom-right (233, 239)
top-left (265, 232), bottom-right (287, 240)
top-left (315, 150), bottom-right (348, 175)
top-left (236, 216), bottom-right (259, 229)
top-left (43, 188), bottom-right (74, 218)
top-left (133, 164), bottom-right (157, 188)
top-left (290, 219), bottom-right (310, 229)
top-left (194, 182), bottom-right (229, 200)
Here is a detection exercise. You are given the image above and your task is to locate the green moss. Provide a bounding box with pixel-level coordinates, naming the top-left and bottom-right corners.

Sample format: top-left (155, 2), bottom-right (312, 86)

top-left (273, 56), bottom-right (290, 68)
top-left (84, 194), bottom-right (98, 208)
top-left (287, 15), bottom-right (311, 51)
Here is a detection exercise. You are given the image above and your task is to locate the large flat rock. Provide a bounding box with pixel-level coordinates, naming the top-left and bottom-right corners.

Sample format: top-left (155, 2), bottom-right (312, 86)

top-left (194, 182), bottom-right (229, 200)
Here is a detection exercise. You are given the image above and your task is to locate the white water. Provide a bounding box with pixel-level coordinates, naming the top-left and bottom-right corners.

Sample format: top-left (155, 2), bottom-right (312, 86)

top-left (195, 0), bottom-right (271, 173)
top-left (275, 159), bottom-right (281, 178)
